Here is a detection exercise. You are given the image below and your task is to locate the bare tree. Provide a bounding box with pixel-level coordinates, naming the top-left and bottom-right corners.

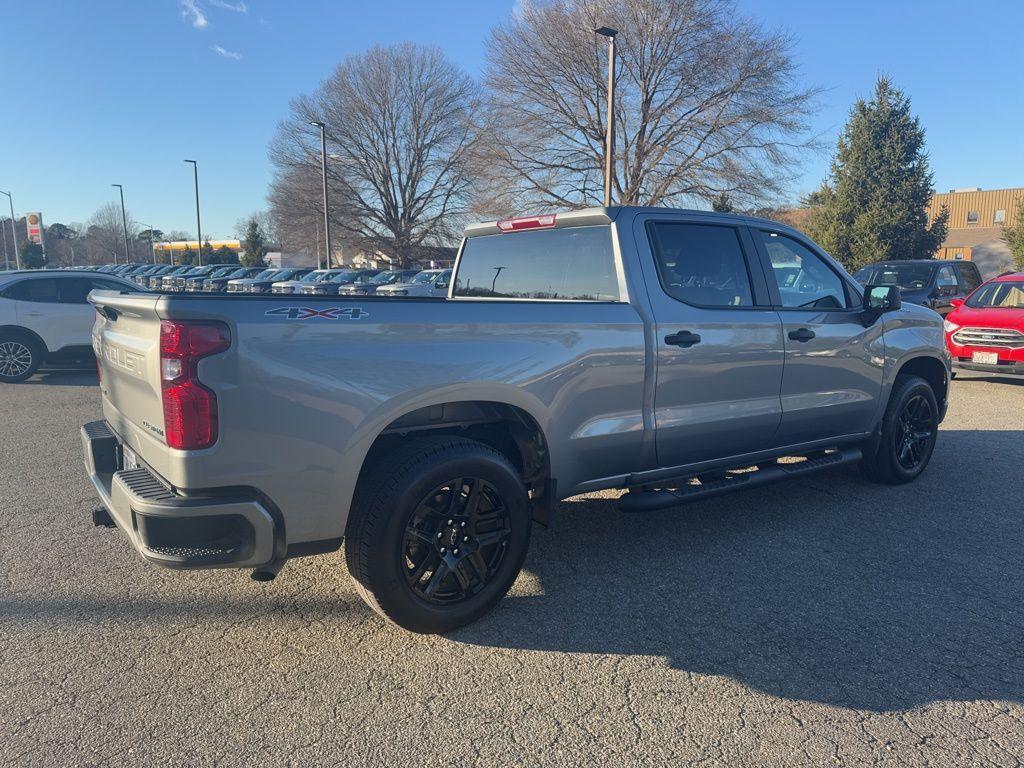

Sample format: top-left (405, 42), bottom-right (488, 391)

top-left (269, 43), bottom-right (483, 267)
top-left (86, 202), bottom-right (138, 262)
top-left (482, 0), bottom-right (819, 211)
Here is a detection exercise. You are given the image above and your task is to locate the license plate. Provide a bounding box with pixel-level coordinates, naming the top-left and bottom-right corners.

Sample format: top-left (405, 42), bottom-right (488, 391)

top-left (122, 445), bottom-right (138, 471)
top-left (972, 351), bottom-right (999, 365)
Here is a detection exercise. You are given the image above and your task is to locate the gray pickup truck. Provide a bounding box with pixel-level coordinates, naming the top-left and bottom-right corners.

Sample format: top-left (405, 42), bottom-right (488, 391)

top-left (82, 207), bottom-right (950, 633)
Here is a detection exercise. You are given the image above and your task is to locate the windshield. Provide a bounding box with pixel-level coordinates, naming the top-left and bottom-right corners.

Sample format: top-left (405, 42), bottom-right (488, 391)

top-left (328, 270), bottom-right (359, 283)
top-left (209, 266), bottom-right (237, 278)
top-left (251, 269), bottom-right (277, 280)
top-left (854, 263), bottom-right (934, 290)
top-left (299, 270), bottom-right (331, 283)
top-left (370, 271), bottom-right (397, 284)
top-left (410, 271), bottom-right (439, 284)
top-left (966, 281), bottom-right (1024, 309)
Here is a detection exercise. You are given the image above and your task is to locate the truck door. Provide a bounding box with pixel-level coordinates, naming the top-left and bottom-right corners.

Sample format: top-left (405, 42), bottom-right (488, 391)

top-left (632, 216), bottom-right (785, 467)
top-left (751, 228), bottom-right (884, 445)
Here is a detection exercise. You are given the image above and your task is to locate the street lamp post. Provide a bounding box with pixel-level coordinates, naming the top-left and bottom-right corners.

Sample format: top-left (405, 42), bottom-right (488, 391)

top-left (594, 26), bottom-right (618, 208)
top-left (0, 192), bottom-right (18, 270)
top-left (184, 160), bottom-right (204, 266)
top-left (112, 184), bottom-right (131, 264)
top-left (309, 121), bottom-right (332, 270)
top-left (140, 223), bottom-right (157, 264)
top-left (1, 216), bottom-right (8, 270)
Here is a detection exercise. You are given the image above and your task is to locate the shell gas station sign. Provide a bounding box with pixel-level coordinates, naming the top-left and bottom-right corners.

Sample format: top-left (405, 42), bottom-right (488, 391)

top-left (26, 212), bottom-right (44, 247)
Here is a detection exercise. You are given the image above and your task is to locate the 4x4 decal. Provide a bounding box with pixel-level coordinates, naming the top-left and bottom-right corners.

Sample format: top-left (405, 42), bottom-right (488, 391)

top-left (265, 306), bottom-right (370, 320)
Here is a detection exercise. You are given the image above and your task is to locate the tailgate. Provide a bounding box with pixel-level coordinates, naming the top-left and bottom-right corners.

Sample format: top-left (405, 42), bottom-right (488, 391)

top-left (90, 291), bottom-right (168, 460)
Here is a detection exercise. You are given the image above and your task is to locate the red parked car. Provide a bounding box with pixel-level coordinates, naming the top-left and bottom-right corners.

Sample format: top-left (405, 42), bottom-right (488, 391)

top-left (944, 271), bottom-right (1024, 376)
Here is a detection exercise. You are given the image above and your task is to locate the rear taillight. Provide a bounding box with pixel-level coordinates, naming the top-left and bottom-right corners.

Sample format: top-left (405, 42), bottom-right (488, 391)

top-left (496, 214), bottom-right (557, 232)
top-left (159, 320), bottom-right (230, 450)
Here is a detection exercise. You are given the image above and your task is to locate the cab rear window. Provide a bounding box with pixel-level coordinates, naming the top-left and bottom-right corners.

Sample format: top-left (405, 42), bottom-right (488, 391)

top-left (453, 225), bottom-right (620, 301)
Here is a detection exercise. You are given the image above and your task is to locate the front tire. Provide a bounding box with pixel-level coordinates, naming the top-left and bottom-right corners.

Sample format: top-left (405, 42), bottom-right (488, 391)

top-left (0, 334), bottom-right (42, 383)
top-left (345, 436), bottom-right (532, 633)
top-left (861, 374), bottom-right (939, 484)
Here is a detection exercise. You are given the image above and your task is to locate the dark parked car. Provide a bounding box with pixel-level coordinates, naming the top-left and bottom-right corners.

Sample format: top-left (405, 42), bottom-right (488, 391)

top-left (161, 264), bottom-right (234, 292)
top-left (183, 264), bottom-right (246, 292)
top-left (337, 269), bottom-right (422, 296)
top-left (228, 267), bottom-right (312, 294)
top-left (199, 266), bottom-right (263, 292)
top-left (853, 260), bottom-right (983, 315)
top-left (298, 269), bottom-right (380, 296)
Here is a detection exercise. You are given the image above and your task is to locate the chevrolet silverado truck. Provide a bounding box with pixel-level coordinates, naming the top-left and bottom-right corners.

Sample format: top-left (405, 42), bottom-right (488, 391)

top-left (82, 207), bottom-right (950, 633)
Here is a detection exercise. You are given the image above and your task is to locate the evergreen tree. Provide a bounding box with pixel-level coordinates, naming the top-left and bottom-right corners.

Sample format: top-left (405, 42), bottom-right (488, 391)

top-left (213, 245), bottom-right (240, 265)
top-left (240, 217), bottom-right (269, 267)
top-left (711, 193), bottom-right (734, 213)
top-left (179, 244), bottom-right (197, 266)
top-left (1003, 203), bottom-right (1024, 271)
top-left (806, 77), bottom-right (948, 271)
top-left (201, 238), bottom-right (215, 264)
top-left (20, 241), bottom-right (45, 269)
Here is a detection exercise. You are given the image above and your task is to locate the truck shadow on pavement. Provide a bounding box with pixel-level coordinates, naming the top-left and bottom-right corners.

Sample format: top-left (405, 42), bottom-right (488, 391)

top-left (455, 428), bottom-right (1024, 713)
top-left (23, 370), bottom-right (98, 387)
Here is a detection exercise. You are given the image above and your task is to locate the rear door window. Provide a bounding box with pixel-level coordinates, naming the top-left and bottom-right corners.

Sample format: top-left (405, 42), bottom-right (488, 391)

top-left (955, 263), bottom-right (982, 292)
top-left (5, 278), bottom-right (60, 303)
top-left (647, 222), bottom-right (754, 307)
top-left (453, 226), bottom-right (620, 301)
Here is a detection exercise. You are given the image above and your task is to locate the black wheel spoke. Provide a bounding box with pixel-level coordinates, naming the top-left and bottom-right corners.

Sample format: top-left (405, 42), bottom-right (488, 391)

top-left (453, 561), bottom-right (474, 592)
top-left (476, 528), bottom-right (511, 548)
top-left (451, 479), bottom-right (467, 513)
top-left (422, 561), bottom-right (451, 598)
top-left (407, 551), bottom-right (438, 585)
top-left (463, 479), bottom-right (484, 519)
top-left (467, 551), bottom-right (489, 582)
top-left (405, 527), bottom-right (435, 547)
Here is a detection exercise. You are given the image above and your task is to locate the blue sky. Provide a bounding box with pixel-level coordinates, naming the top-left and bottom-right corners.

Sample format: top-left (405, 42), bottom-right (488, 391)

top-left (1, 0), bottom-right (1021, 237)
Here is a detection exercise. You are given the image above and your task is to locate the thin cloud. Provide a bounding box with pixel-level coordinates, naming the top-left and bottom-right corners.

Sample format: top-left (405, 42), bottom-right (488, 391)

top-left (209, 0), bottom-right (248, 12)
top-left (180, 0), bottom-right (208, 28)
top-left (213, 44), bottom-right (243, 60)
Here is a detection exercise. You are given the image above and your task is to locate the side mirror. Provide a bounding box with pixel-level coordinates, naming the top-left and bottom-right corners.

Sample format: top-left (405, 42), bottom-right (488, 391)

top-left (435, 280), bottom-right (447, 290)
top-left (950, 298), bottom-right (964, 309)
top-left (863, 284), bottom-right (901, 313)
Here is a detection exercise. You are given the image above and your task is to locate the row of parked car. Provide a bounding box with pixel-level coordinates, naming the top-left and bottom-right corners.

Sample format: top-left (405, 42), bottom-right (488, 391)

top-left (77, 262), bottom-right (454, 298)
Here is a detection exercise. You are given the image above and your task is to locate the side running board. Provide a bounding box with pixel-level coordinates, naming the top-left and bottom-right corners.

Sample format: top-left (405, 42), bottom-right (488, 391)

top-left (617, 447), bottom-right (862, 513)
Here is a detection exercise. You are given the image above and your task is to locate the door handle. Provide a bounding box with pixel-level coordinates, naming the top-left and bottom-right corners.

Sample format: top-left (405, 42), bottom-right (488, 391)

top-left (788, 327), bottom-right (816, 342)
top-left (664, 330), bottom-right (701, 348)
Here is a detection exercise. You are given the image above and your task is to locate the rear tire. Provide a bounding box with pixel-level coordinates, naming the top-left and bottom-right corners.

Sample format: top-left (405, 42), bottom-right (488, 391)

top-left (345, 436), bottom-right (532, 633)
top-left (0, 333), bottom-right (42, 383)
top-left (861, 374), bottom-right (939, 484)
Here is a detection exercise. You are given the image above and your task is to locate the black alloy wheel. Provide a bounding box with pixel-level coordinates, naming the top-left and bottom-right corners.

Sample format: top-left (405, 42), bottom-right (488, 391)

top-left (894, 393), bottom-right (936, 471)
top-left (345, 436), bottom-right (532, 633)
top-left (403, 477), bottom-right (512, 605)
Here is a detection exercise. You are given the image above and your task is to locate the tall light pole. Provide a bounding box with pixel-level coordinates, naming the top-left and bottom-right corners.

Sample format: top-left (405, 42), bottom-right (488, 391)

top-left (140, 223), bottom-right (157, 263)
top-left (594, 26), bottom-right (618, 208)
top-left (0, 191), bottom-right (19, 269)
top-left (112, 184), bottom-right (131, 264)
top-left (1, 216), bottom-right (8, 270)
top-left (184, 160), bottom-right (203, 265)
top-left (309, 121), bottom-right (331, 270)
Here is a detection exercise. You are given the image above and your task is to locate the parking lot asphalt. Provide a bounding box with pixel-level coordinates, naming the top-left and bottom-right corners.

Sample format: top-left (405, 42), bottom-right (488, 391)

top-left (2, 371), bottom-right (1024, 767)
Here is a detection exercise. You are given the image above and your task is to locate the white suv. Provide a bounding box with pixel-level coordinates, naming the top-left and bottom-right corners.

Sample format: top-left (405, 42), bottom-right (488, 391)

top-left (0, 270), bottom-right (139, 382)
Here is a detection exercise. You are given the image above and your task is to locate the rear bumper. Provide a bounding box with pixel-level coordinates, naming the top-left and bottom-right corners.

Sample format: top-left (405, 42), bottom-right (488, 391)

top-left (81, 420), bottom-right (277, 570)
